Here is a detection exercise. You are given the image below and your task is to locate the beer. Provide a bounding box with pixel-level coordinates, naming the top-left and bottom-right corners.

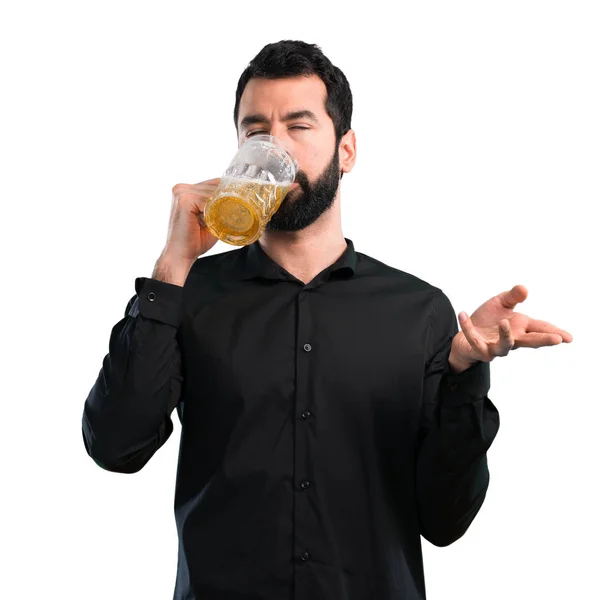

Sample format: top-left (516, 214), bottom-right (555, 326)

top-left (204, 177), bottom-right (291, 246)
top-left (203, 134), bottom-right (297, 246)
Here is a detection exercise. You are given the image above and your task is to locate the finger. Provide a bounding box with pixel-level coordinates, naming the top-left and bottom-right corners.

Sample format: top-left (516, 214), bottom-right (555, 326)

top-left (191, 183), bottom-right (221, 193)
top-left (172, 180), bottom-right (221, 196)
top-left (190, 196), bottom-right (212, 212)
top-left (173, 186), bottom-right (220, 204)
top-left (526, 319), bottom-right (573, 342)
top-left (458, 312), bottom-right (489, 359)
top-left (498, 284), bottom-right (528, 309)
top-left (493, 319), bottom-right (515, 356)
top-left (513, 332), bottom-right (563, 349)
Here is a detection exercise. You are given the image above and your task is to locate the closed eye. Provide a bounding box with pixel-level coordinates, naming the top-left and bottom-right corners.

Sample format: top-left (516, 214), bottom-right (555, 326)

top-left (247, 126), bottom-right (310, 137)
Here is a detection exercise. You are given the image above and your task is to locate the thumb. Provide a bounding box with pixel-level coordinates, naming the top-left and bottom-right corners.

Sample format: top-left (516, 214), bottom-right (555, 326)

top-left (498, 284), bottom-right (528, 309)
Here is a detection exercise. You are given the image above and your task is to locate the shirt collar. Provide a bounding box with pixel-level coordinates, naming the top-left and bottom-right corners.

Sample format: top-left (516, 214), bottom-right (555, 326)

top-left (241, 237), bottom-right (357, 282)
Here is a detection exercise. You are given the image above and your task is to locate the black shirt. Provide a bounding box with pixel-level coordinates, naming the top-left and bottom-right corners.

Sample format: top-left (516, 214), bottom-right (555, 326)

top-left (82, 238), bottom-right (499, 600)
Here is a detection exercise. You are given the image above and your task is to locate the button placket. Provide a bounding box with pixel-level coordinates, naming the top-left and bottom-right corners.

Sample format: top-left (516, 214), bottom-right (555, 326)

top-left (294, 282), bottom-right (315, 579)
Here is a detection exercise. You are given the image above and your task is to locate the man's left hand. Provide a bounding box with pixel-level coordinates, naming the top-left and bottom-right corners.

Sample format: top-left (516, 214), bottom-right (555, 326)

top-left (448, 284), bottom-right (573, 373)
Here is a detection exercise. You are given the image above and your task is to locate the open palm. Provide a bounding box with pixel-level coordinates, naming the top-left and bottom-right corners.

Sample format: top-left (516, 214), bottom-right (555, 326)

top-left (451, 284), bottom-right (573, 364)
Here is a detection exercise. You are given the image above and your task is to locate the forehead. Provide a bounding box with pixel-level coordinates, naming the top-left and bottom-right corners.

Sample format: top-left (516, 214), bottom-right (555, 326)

top-left (238, 75), bottom-right (328, 124)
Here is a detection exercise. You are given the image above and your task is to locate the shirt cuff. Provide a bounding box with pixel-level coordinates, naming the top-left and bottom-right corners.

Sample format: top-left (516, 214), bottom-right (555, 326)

top-left (132, 276), bottom-right (184, 328)
top-left (442, 360), bottom-right (491, 406)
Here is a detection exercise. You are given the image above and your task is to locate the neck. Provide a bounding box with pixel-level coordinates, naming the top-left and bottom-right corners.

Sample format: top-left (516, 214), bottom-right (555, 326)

top-left (258, 193), bottom-right (346, 284)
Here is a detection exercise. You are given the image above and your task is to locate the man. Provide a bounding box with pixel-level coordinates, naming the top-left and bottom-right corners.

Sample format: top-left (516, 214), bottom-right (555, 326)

top-left (82, 40), bottom-right (572, 599)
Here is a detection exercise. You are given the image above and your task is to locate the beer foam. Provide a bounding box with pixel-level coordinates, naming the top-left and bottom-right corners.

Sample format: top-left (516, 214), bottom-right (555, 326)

top-left (221, 176), bottom-right (293, 186)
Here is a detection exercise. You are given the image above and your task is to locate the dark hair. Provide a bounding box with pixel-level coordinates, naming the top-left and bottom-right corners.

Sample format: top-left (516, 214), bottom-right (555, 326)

top-left (234, 40), bottom-right (353, 144)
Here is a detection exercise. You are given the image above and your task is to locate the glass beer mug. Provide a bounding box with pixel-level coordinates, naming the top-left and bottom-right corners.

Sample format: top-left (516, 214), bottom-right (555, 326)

top-left (203, 134), bottom-right (298, 246)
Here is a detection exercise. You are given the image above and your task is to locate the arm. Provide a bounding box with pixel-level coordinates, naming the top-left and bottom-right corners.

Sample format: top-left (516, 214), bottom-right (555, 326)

top-left (415, 291), bottom-right (500, 547)
top-left (81, 267), bottom-right (187, 474)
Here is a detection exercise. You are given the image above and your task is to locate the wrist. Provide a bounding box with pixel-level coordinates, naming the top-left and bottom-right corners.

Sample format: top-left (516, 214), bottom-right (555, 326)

top-left (152, 254), bottom-right (194, 287)
top-left (448, 350), bottom-right (475, 374)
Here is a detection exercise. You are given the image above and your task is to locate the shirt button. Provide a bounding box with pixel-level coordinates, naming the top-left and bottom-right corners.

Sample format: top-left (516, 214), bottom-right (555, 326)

top-left (303, 343), bottom-right (312, 352)
top-left (301, 551), bottom-right (310, 561)
top-left (300, 480), bottom-right (311, 490)
top-left (147, 292), bottom-right (156, 302)
top-left (301, 411), bottom-right (312, 419)
top-left (449, 383), bottom-right (458, 391)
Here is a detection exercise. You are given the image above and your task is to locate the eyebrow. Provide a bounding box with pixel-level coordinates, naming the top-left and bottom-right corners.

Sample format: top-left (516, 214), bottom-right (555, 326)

top-left (239, 110), bottom-right (319, 131)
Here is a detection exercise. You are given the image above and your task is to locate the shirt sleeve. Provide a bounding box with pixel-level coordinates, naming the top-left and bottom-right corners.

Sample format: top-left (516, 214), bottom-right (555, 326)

top-left (415, 290), bottom-right (500, 547)
top-left (81, 276), bottom-right (185, 474)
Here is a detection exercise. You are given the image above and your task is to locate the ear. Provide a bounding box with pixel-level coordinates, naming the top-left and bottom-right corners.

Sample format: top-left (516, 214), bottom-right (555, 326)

top-left (339, 129), bottom-right (357, 176)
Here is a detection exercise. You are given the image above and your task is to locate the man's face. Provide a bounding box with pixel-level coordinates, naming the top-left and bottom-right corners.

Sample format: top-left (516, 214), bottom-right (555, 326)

top-left (237, 75), bottom-right (342, 232)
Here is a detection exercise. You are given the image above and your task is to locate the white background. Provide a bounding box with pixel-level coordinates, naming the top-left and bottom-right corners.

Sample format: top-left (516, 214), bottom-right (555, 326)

top-left (1, 0), bottom-right (598, 598)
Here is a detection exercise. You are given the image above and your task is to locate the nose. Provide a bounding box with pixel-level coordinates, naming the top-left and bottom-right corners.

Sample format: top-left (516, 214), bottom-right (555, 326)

top-left (269, 124), bottom-right (289, 141)
top-left (262, 124), bottom-right (297, 161)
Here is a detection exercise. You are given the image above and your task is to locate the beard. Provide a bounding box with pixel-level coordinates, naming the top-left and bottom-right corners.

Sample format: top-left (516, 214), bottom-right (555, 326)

top-left (266, 144), bottom-right (341, 232)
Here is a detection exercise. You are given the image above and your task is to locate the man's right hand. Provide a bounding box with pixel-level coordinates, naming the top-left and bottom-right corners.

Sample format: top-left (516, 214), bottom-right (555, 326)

top-left (153, 178), bottom-right (221, 286)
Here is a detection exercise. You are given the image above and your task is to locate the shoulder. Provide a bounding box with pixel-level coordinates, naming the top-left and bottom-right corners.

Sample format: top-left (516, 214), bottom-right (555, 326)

top-left (355, 251), bottom-right (457, 326)
top-left (355, 250), bottom-right (445, 299)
